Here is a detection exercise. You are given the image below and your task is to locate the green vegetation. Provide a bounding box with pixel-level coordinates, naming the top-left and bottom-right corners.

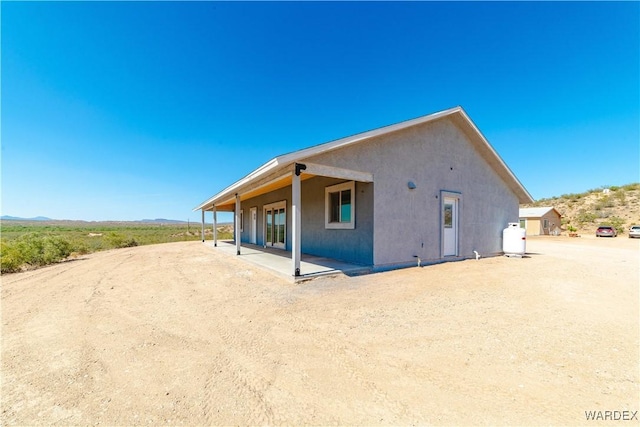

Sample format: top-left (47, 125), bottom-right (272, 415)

top-left (1, 233), bottom-right (72, 273)
top-left (524, 182), bottom-right (640, 235)
top-left (1, 221), bottom-right (233, 273)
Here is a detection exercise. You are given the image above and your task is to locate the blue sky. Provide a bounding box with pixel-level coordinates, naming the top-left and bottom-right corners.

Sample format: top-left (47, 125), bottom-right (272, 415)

top-left (2, 1), bottom-right (638, 222)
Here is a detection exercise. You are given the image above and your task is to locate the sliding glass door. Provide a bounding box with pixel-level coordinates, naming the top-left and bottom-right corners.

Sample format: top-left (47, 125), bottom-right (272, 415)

top-left (264, 201), bottom-right (286, 249)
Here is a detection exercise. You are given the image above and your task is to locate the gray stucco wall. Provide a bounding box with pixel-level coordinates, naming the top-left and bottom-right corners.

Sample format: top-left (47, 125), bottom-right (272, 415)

top-left (239, 176), bottom-right (374, 265)
top-left (299, 177), bottom-right (373, 265)
top-left (238, 185), bottom-right (291, 249)
top-left (305, 117), bottom-right (520, 267)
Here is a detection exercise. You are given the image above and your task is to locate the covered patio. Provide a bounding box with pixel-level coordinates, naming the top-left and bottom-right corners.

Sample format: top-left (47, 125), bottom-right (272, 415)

top-left (195, 159), bottom-right (374, 278)
top-left (207, 240), bottom-right (370, 281)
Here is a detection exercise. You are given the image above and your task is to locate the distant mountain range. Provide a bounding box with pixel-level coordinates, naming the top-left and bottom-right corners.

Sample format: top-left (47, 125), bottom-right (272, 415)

top-left (139, 218), bottom-right (188, 224)
top-left (1, 215), bottom-right (53, 221)
top-left (1, 215), bottom-right (188, 223)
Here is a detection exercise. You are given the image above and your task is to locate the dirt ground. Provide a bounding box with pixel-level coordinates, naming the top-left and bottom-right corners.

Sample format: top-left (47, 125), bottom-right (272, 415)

top-left (2, 235), bottom-right (638, 426)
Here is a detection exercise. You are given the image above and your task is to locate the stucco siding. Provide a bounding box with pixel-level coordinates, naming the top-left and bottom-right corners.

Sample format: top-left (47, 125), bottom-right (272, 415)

top-left (305, 117), bottom-right (519, 266)
top-left (521, 211), bottom-right (562, 235)
top-left (523, 219), bottom-right (541, 236)
top-left (540, 211), bottom-right (561, 235)
top-left (299, 177), bottom-right (373, 265)
top-left (239, 186), bottom-right (291, 249)
top-left (239, 177), bottom-right (374, 265)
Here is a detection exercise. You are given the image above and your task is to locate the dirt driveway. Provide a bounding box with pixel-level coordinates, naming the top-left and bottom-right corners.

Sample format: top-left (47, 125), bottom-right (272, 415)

top-left (2, 236), bottom-right (638, 425)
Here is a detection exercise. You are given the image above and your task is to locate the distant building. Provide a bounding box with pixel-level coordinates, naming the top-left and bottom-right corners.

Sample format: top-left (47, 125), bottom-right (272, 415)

top-left (519, 207), bottom-right (562, 236)
top-left (195, 106), bottom-right (533, 276)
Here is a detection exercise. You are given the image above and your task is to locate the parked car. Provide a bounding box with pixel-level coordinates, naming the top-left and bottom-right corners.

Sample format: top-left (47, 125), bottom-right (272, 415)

top-left (596, 226), bottom-right (617, 237)
top-left (629, 225), bottom-right (640, 239)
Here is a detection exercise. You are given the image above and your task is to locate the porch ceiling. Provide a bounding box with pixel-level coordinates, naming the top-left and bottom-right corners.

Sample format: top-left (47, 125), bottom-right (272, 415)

top-left (198, 161), bottom-right (374, 212)
top-left (205, 172), bottom-right (316, 212)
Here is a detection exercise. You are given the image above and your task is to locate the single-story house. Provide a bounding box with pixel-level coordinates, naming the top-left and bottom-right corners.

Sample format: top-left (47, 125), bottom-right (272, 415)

top-left (519, 207), bottom-right (562, 236)
top-left (194, 106), bottom-right (533, 276)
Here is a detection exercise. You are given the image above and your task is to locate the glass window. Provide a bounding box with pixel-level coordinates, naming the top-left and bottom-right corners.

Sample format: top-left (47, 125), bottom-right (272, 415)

top-left (278, 208), bottom-right (285, 244)
top-left (330, 192), bottom-right (340, 222)
top-left (341, 190), bottom-right (351, 222)
top-left (325, 181), bottom-right (355, 229)
top-left (444, 203), bottom-right (453, 228)
top-left (266, 210), bottom-right (272, 243)
top-left (263, 201), bottom-right (286, 248)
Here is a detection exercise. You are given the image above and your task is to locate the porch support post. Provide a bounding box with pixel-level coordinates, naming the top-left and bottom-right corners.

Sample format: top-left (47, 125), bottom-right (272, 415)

top-left (235, 194), bottom-right (241, 255)
top-left (292, 163), bottom-right (304, 277)
top-left (212, 206), bottom-right (217, 247)
top-left (201, 209), bottom-right (205, 242)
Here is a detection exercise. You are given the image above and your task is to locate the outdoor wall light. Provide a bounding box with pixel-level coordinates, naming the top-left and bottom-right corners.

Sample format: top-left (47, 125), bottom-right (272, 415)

top-left (408, 181), bottom-right (417, 190)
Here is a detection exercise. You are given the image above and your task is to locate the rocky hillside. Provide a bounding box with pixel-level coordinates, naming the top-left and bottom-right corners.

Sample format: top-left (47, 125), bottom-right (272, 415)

top-left (521, 183), bottom-right (640, 235)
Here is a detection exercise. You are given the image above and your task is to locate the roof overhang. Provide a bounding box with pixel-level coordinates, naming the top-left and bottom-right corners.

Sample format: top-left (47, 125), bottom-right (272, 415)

top-left (519, 207), bottom-right (561, 218)
top-left (194, 106), bottom-right (533, 211)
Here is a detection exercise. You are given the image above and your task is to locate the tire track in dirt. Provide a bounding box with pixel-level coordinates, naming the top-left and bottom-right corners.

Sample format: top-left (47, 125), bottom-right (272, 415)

top-left (201, 310), bottom-right (279, 426)
top-left (274, 307), bottom-right (411, 422)
top-left (203, 351), bottom-right (276, 426)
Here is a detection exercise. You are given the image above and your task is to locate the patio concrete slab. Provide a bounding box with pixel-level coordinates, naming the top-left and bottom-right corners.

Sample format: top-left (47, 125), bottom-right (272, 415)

top-left (206, 240), bottom-right (370, 281)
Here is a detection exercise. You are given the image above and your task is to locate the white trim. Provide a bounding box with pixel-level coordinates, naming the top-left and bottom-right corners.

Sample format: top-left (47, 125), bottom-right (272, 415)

top-left (249, 207), bottom-right (257, 244)
top-left (193, 106), bottom-right (533, 211)
top-left (440, 190), bottom-right (461, 258)
top-left (325, 181), bottom-right (356, 229)
top-left (213, 206), bottom-right (218, 247)
top-left (292, 172), bottom-right (301, 276)
top-left (201, 209), bottom-right (205, 243)
top-left (263, 200), bottom-right (287, 249)
top-left (235, 194), bottom-right (241, 255)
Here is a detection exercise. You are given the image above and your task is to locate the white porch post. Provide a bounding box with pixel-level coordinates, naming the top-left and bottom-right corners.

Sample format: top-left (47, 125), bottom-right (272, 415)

top-left (201, 209), bottom-right (205, 242)
top-left (292, 163), bottom-right (304, 277)
top-left (235, 194), bottom-right (241, 255)
top-left (212, 206), bottom-right (217, 247)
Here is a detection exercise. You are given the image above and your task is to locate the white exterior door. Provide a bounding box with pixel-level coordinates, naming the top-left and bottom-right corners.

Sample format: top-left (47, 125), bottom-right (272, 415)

top-left (250, 207), bottom-right (257, 244)
top-left (443, 196), bottom-right (458, 257)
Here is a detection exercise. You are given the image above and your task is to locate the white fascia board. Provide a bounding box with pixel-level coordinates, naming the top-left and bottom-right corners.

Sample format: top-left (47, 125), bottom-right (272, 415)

top-left (194, 105), bottom-right (533, 210)
top-left (519, 207), bottom-right (554, 217)
top-left (194, 107), bottom-right (461, 211)
top-left (457, 108), bottom-right (534, 204)
top-left (193, 158), bottom-right (281, 211)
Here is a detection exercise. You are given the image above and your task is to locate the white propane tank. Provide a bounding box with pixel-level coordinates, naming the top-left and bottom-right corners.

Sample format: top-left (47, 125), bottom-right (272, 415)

top-left (503, 222), bottom-right (526, 256)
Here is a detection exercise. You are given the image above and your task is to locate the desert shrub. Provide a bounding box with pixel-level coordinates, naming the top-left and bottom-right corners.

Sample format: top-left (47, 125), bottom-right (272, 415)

top-left (593, 196), bottom-right (615, 212)
top-left (1, 241), bottom-right (24, 273)
top-left (1, 233), bottom-right (73, 271)
top-left (576, 210), bottom-right (597, 224)
top-left (69, 240), bottom-right (91, 256)
top-left (41, 235), bottom-right (73, 264)
top-left (105, 232), bottom-right (138, 249)
top-left (613, 190), bottom-right (626, 204)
